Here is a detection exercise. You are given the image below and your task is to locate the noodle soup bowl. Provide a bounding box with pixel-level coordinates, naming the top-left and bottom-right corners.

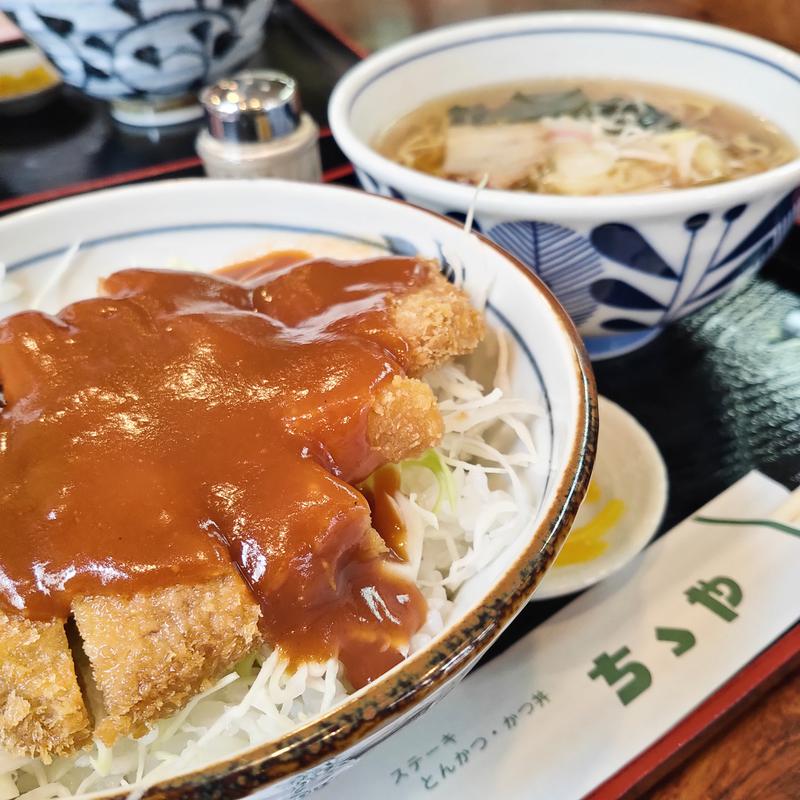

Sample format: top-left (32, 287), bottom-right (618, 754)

top-left (0, 179), bottom-right (595, 798)
top-left (329, 11), bottom-right (800, 359)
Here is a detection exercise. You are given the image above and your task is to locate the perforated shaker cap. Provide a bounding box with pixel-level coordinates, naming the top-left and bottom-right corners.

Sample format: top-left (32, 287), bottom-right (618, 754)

top-left (200, 70), bottom-right (302, 143)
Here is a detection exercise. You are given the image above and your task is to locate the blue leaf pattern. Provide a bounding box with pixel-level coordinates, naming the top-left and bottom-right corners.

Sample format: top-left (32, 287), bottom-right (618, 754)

top-left (590, 224), bottom-right (678, 278)
top-left (380, 236), bottom-right (459, 284)
top-left (696, 238), bottom-right (774, 301)
top-left (488, 220), bottom-right (602, 325)
top-left (356, 170), bottom-right (379, 194)
top-left (684, 213), bottom-right (710, 232)
top-left (382, 235), bottom-right (418, 257)
top-left (723, 204), bottom-right (747, 223)
top-left (356, 171), bottom-right (408, 201)
top-left (353, 166), bottom-right (794, 354)
top-left (601, 318), bottom-right (654, 332)
top-left (590, 279), bottom-right (665, 311)
top-left (712, 190), bottom-right (796, 268)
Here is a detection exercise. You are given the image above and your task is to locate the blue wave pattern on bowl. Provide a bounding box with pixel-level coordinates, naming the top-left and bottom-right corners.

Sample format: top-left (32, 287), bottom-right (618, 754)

top-left (357, 169), bottom-right (798, 357)
top-left (2, 0), bottom-right (272, 99)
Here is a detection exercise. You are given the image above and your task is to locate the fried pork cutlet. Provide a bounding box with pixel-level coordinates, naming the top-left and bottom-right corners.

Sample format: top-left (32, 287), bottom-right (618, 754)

top-left (390, 266), bottom-right (485, 377)
top-left (370, 267), bottom-right (484, 462)
top-left (72, 573), bottom-right (261, 745)
top-left (0, 259), bottom-right (485, 760)
top-left (0, 612), bottom-right (91, 763)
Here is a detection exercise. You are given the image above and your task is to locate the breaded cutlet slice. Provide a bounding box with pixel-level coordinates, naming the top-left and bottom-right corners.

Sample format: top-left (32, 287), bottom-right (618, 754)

top-left (72, 572), bottom-right (261, 745)
top-left (391, 266), bottom-right (485, 377)
top-left (0, 611), bottom-right (91, 762)
top-left (368, 375), bottom-right (443, 464)
top-left (4, 266), bottom-right (484, 758)
top-left (367, 267), bottom-right (484, 461)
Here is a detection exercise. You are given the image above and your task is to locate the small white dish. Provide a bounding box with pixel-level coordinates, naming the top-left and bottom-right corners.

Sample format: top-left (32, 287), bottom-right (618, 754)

top-left (535, 395), bottom-right (667, 599)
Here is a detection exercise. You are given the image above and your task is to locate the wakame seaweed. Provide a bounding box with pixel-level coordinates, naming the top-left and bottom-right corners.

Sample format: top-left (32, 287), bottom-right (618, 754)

top-left (592, 96), bottom-right (681, 132)
top-left (449, 89), bottom-right (591, 125)
top-left (447, 89), bottom-right (681, 133)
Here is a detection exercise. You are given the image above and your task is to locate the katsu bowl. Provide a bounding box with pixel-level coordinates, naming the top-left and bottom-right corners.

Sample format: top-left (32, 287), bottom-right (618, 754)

top-left (0, 179), bottom-right (596, 799)
top-left (329, 11), bottom-right (800, 359)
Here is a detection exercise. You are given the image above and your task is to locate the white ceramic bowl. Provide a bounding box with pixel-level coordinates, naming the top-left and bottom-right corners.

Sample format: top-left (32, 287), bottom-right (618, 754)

top-left (329, 12), bottom-right (800, 359)
top-left (0, 0), bottom-right (274, 123)
top-left (0, 179), bottom-right (596, 799)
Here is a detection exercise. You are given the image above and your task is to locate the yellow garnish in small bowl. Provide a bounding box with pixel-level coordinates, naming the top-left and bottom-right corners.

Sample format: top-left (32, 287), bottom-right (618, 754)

top-left (555, 480), bottom-right (626, 567)
top-left (0, 64), bottom-right (57, 99)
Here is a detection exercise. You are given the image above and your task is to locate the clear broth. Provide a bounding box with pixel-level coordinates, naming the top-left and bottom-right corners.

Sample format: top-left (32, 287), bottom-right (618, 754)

top-left (376, 78), bottom-right (797, 195)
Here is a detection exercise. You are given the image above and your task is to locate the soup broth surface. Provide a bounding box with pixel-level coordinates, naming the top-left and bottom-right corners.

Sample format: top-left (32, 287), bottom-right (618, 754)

top-left (376, 79), bottom-right (796, 195)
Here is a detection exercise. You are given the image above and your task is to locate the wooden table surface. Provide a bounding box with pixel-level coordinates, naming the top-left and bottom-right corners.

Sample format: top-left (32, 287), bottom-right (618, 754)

top-left (300, 1), bottom-right (800, 797)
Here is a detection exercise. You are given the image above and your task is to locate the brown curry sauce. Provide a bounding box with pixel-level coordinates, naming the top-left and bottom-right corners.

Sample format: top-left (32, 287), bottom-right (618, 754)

top-left (0, 253), bottom-right (434, 688)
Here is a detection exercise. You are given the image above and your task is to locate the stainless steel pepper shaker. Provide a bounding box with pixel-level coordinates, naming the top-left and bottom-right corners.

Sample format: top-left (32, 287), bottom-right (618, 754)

top-left (196, 70), bottom-right (322, 182)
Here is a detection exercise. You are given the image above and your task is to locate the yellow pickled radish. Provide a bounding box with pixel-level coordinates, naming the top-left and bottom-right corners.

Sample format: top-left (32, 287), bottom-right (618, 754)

top-left (555, 481), bottom-right (625, 566)
top-left (0, 64), bottom-right (57, 98)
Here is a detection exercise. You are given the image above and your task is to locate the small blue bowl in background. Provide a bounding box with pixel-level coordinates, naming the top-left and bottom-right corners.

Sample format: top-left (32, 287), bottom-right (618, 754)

top-left (0, 0), bottom-right (274, 125)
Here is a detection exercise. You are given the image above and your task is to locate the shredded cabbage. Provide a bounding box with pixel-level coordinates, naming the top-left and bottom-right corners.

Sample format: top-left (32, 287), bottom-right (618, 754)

top-left (0, 263), bottom-right (21, 306)
top-left (401, 449), bottom-right (456, 513)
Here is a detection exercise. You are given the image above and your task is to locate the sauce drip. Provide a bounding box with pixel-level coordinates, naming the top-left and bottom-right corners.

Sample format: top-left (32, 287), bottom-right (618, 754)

top-left (0, 254), bottom-right (433, 687)
top-left (361, 465), bottom-right (406, 561)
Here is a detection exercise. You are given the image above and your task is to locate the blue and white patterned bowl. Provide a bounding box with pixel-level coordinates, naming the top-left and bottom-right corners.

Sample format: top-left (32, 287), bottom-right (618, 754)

top-left (329, 12), bottom-right (800, 359)
top-left (0, 0), bottom-right (273, 122)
